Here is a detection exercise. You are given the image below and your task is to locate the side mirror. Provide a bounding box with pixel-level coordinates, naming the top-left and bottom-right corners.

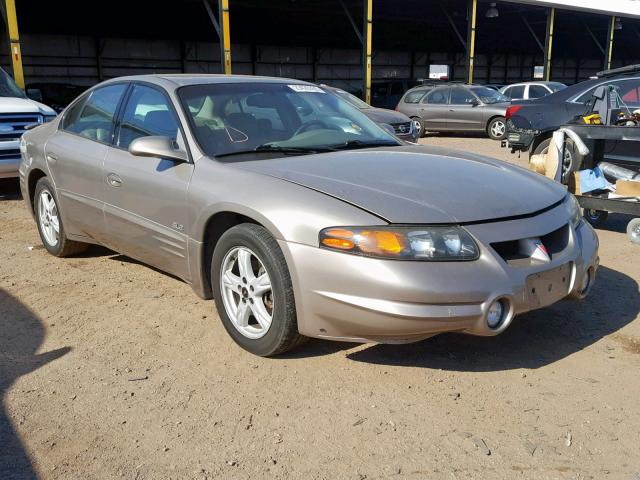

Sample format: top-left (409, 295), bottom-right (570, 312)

top-left (129, 136), bottom-right (189, 163)
top-left (470, 99), bottom-right (480, 107)
top-left (26, 88), bottom-right (43, 102)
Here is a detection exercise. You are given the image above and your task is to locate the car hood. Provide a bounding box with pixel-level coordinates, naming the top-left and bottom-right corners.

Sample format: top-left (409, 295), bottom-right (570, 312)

top-left (231, 145), bottom-right (566, 223)
top-left (0, 96), bottom-right (55, 115)
top-left (362, 107), bottom-right (411, 125)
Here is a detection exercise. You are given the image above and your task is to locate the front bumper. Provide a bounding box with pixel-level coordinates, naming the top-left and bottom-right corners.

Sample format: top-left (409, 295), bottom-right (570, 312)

top-left (280, 205), bottom-right (599, 343)
top-left (0, 139), bottom-right (21, 178)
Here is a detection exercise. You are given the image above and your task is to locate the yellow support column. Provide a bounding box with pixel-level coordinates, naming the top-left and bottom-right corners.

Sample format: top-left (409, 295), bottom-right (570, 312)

top-left (543, 7), bottom-right (555, 81)
top-left (466, 0), bottom-right (477, 84)
top-left (220, 0), bottom-right (231, 74)
top-left (363, 0), bottom-right (372, 104)
top-left (605, 15), bottom-right (615, 70)
top-left (5, 0), bottom-right (24, 89)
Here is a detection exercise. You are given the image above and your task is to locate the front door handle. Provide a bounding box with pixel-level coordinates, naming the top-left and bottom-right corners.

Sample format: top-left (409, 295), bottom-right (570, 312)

top-left (107, 173), bottom-right (122, 187)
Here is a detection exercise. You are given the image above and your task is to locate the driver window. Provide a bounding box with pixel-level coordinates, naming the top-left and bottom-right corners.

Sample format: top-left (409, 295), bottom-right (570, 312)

top-left (117, 85), bottom-right (179, 150)
top-left (450, 88), bottom-right (476, 105)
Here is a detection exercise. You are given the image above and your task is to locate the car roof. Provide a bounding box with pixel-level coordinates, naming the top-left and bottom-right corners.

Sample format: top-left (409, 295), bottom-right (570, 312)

top-left (101, 74), bottom-right (313, 89)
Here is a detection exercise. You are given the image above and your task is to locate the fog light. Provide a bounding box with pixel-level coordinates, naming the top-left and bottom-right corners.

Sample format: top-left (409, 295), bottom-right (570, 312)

top-left (487, 300), bottom-right (505, 329)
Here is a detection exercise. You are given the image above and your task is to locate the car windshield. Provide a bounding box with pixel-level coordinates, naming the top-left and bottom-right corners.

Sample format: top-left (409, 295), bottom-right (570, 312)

top-left (327, 87), bottom-right (371, 109)
top-left (470, 86), bottom-right (507, 104)
top-left (179, 82), bottom-right (400, 158)
top-left (0, 67), bottom-right (26, 98)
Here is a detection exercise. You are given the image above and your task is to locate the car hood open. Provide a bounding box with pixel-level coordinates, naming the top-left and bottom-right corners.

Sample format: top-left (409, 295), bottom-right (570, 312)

top-left (232, 145), bottom-right (566, 224)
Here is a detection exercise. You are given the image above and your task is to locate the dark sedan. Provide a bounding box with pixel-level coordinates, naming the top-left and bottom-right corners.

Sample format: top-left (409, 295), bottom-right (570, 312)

top-left (505, 66), bottom-right (640, 157)
top-left (321, 85), bottom-right (418, 142)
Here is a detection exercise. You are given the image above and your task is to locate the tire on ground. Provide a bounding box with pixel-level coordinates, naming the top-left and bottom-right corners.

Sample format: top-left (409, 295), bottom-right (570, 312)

top-left (211, 223), bottom-right (306, 356)
top-left (34, 177), bottom-right (88, 257)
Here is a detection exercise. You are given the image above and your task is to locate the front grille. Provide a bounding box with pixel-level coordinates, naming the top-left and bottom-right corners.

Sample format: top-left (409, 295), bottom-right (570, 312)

top-left (0, 148), bottom-right (21, 160)
top-left (0, 113), bottom-right (42, 142)
top-left (491, 224), bottom-right (569, 267)
top-left (391, 121), bottom-right (411, 135)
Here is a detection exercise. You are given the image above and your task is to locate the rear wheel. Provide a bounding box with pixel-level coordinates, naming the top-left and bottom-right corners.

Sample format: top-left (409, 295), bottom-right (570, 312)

top-left (34, 177), bottom-right (87, 257)
top-left (487, 117), bottom-right (506, 140)
top-left (532, 137), bottom-right (582, 183)
top-left (211, 223), bottom-right (305, 356)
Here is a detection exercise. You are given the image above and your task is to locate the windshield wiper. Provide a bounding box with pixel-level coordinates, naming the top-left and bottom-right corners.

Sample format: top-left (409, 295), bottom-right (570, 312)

top-left (326, 140), bottom-right (401, 150)
top-left (215, 144), bottom-right (327, 158)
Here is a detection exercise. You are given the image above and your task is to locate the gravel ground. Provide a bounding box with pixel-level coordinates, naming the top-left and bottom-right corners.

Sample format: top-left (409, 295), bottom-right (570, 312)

top-left (1, 135), bottom-right (639, 480)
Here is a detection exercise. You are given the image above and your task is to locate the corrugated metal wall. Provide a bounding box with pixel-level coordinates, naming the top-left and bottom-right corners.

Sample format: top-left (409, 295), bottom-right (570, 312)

top-left (0, 34), bottom-right (636, 91)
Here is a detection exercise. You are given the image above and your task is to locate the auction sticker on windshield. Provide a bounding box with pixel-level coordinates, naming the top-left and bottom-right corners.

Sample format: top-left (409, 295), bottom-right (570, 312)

top-left (288, 85), bottom-right (325, 93)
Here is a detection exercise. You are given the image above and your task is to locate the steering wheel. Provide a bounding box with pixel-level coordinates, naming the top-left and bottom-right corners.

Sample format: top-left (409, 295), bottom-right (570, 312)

top-left (293, 120), bottom-right (332, 136)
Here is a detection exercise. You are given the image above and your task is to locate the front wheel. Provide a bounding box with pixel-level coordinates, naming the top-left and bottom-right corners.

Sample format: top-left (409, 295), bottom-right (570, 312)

top-left (411, 117), bottom-right (425, 138)
top-left (34, 177), bottom-right (87, 257)
top-left (487, 117), bottom-right (506, 140)
top-left (211, 223), bottom-right (305, 356)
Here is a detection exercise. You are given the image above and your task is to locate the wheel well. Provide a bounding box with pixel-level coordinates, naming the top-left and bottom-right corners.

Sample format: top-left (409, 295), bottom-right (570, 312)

top-left (530, 132), bottom-right (552, 154)
top-left (201, 211), bottom-right (262, 297)
top-left (27, 169), bottom-right (47, 212)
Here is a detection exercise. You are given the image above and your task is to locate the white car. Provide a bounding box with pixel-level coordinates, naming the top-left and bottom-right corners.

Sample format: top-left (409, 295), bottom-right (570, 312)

top-left (500, 81), bottom-right (566, 101)
top-left (0, 68), bottom-right (56, 179)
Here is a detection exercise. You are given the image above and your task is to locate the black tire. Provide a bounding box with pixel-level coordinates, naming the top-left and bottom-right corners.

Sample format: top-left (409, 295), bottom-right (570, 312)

top-left (411, 117), bottom-right (425, 138)
top-left (532, 137), bottom-right (584, 183)
top-left (211, 223), bottom-right (305, 356)
top-left (487, 116), bottom-right (507, 140)
top-left (583, 208), bottom-right (609, 228)
top-left (626, 218), bottom-right (640, 245)
top-left (34, 177), bottom-right (87, 257)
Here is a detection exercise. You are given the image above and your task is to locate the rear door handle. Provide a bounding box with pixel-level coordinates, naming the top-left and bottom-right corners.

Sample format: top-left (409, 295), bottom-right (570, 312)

top-left (107, 173), bottom-right (122, 187)
top-left (46, 154), bottom-right (58, 164)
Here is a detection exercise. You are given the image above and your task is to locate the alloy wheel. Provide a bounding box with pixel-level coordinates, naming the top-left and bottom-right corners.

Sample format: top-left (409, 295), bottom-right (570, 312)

top-left (490, 120), bottom-right (505, 138)
top-left (220, 246), bottom-right (274, 339)
top-left (38, 190), bottom-right (59, 246)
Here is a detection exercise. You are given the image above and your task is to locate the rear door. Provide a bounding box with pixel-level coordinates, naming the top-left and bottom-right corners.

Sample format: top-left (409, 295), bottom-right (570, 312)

top-left (418, 87), bottom-right (450, 131)
top-left (447, 87), bottom-right (484, 131)
top-left (102, 83), bottom-right (193, 279)
top-left (45, 83), bottom-right (128, 241)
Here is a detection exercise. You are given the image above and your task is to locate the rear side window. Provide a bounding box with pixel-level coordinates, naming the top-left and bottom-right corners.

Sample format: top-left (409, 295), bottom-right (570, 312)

top-left (503, 85), bottom-right (525, 99)
top-left (575, 78), bottom-right (640, 106)
top-left (425, 88), bottom-right (449, 104)
top-left (117, 84), bottom-right (179, 149)
top-left (528, 85), bottom-right (549, 99)
top-left (404, 90), bottom-right (428, 103)
top-left (62, 84), bottom-right (127, 143)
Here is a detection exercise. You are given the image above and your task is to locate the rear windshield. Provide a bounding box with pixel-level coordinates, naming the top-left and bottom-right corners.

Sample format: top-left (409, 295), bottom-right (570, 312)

top-left (548, 82), bottom-right (567, 92)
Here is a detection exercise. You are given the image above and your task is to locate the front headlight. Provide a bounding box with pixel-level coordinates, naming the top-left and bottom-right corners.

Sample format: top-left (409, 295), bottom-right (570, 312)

top-left (566, 194), bottom-right (582, 228)
top-left (319, 226), bottom-right (479, 261)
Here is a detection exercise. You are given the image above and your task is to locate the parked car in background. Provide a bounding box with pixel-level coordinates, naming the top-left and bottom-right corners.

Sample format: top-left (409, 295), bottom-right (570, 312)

top-left (500, 81), bottom-right (566, 101)
top-left (321, 84), bottom-right (417, 142)
top-left (26, 82), bottom-right (88, 112)
top-left (485, 84), bottom-right (506, 92)
top-left (397, 84), bottom-right (510, 140)
top-left (19, 74), bottom-right (598, 356)
top-left (505, 65), bottom-right (640, 159)
top-left (370, 79), bottom-right (420, 109)
top-left (0, 68), bottom-right (57, 179)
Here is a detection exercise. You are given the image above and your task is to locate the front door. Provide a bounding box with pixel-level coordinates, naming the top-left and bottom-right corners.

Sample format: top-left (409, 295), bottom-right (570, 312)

top-left (447, 87), bottom-right (484, 131)
top-left (102, 83), bottom-right (193, 279)
top-left (45, 83), bottom-right (128, 241)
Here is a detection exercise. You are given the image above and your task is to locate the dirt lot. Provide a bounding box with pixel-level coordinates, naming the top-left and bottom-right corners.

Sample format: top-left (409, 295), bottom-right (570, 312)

top-left (1, 136), bottom-right (639, 480)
